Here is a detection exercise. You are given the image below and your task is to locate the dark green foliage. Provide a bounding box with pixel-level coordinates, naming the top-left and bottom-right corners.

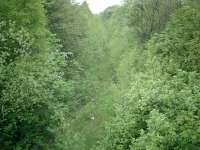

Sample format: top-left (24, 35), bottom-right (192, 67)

top-left (46, 0), bottom-right (90, 55)
top-left (46, 0), bottom-right (94, 112)
top-left (0, 0), bottom-right (48, 54)
top-left (93, 1), bottom-right (200, 150)
top-left (1, 0), bottom-right (200, 149)
top-left (0, 0), bottom-right (72, 149)
top-left (149, 5), bottom-right (200, 73)
top-left (125, 0), bottom-right (182, 42)
top-left (0, 22), bottom-right (32, 65)
top-left (94, 71), bottom-right (200, 150)
top-left (0, 23), bottom-right (69, 150)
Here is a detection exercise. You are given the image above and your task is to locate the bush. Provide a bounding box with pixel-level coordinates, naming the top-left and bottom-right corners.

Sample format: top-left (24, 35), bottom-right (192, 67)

top-left (148, 5), bottom-right (200, 74)
top-left (0, 21), bottom-right (72, 149)
top-left (94, 71), bottom-right (200, 150)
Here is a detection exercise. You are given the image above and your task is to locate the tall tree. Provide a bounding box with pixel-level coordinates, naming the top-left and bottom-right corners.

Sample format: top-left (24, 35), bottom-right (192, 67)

top-left (0, 0), bottom-right (72, 149)
top-left (125, 0), bottom-right (182, 42)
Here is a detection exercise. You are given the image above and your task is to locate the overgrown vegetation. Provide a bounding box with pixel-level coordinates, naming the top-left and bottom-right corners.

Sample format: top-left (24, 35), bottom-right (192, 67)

top-left (0, 0), bottom-right (200, 149)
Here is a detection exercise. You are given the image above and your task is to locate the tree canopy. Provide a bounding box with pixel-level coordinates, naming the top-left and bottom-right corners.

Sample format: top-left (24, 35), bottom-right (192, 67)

top-left (0, 0), bottom-right (200, 149)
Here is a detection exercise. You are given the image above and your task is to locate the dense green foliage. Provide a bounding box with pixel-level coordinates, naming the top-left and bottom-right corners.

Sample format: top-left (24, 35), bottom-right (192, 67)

top-left (0, 0), bottom-right (71, 149)
top-left (150, 4), bottom-right (200, 73)
top-left (0, 0), bottom-right (200, 149)
top-left (125, 0), bottom-right (182, 42)
top-left (93, 2), bottom-right (200, 150)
